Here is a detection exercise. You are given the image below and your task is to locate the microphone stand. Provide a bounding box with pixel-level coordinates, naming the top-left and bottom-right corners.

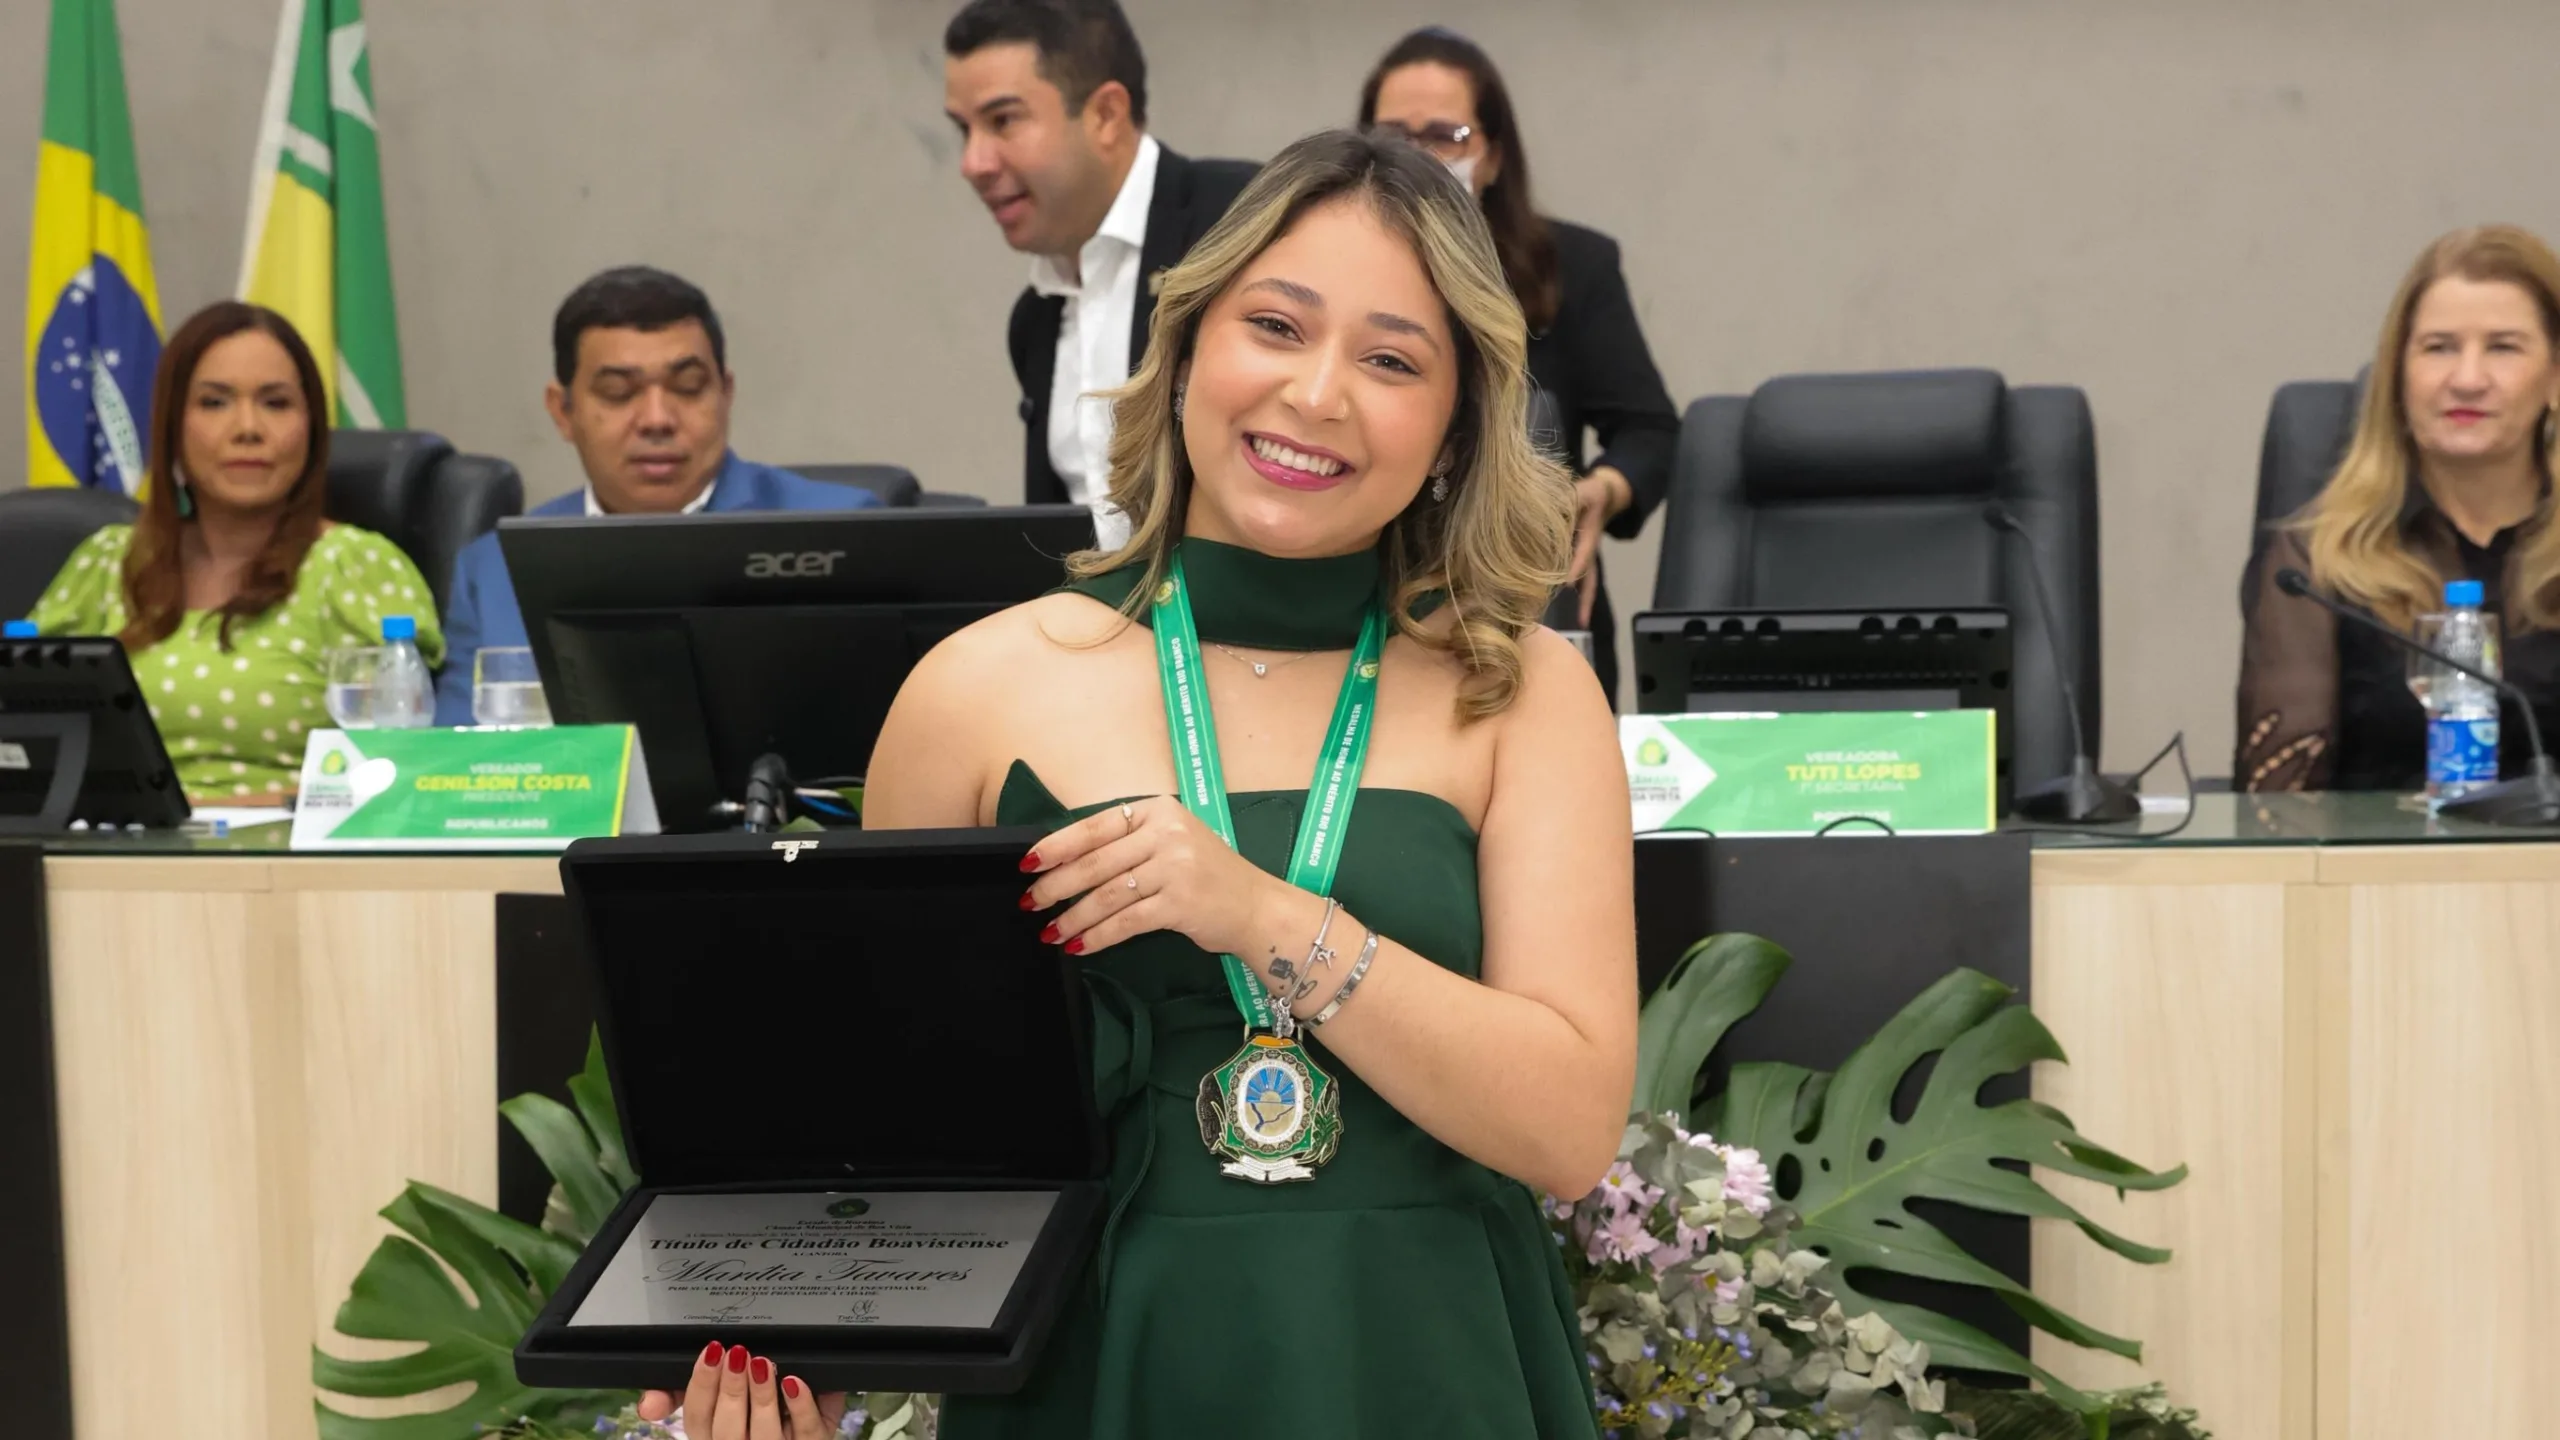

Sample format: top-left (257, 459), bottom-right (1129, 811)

top-left (1984, 507), bottom-right (2142, 823)
top-left (2275, 567), bottom-right (2560, 827)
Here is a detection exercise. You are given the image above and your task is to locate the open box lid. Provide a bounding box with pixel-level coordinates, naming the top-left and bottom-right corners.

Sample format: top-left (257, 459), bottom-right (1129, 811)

top-left (560, 827), bottom-right (1108, 1190)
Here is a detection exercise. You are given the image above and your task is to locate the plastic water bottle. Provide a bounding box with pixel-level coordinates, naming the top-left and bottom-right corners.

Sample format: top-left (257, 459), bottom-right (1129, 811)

top-left (2424, 579), bottom-right (2501, 806)
top-left (374, 616), bottom-right (437, 729)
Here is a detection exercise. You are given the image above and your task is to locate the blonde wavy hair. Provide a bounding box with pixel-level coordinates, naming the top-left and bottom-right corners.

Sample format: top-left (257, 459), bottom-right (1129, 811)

top-left (1067, 127), bottom-right (1575, 718)
top-left (2297, 224), bottom-right (2560, 632)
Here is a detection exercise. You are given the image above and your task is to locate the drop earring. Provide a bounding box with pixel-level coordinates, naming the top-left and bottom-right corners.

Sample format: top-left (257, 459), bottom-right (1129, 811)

top-left (172, 469), bottom-right (195, 520)
top-left (1429, 456), bottom-right (1452, 502)
top-left (1172, 385), bottom-right (1186, 424)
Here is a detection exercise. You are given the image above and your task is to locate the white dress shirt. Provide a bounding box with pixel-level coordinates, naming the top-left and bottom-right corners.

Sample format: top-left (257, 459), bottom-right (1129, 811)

top-left (1030, 135), bottom-right (1159, 550)
top-left (584, 479), bottom-right (715, 517)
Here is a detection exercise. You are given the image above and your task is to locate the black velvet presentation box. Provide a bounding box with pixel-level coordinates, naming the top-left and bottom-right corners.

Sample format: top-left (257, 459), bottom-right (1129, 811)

top-left (514, 827), bottom-right (1109, 1396)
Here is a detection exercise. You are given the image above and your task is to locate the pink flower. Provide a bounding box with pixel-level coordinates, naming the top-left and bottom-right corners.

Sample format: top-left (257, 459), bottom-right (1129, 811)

top-left (1593, 1208), bottom-right (1660, 1266)
top-left (1713, 1276), bottom-right (1745, 1307)
top-left (1598, 1161), bottom-right (1656, 1217)
top-left (1720, 1147), bottom-right (1774, 1217)
top-left (1648, 1223), bottom-right (1707, 1275)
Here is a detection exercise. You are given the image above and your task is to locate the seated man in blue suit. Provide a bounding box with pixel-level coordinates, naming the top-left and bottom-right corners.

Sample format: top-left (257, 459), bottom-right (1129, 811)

top-left (436, 265), bottom-right (878, 724)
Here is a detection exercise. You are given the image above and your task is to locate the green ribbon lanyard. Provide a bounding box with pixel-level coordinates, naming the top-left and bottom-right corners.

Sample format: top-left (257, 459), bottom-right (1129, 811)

top-left (1150, 550), bottom-right (1387, 1032)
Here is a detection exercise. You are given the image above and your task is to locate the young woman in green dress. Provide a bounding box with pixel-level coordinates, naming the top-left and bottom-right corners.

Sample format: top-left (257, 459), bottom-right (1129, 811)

top-left (648, 128), bottom-right (1635, 1439)
top-left (27, 302), bottom-right (442, 804)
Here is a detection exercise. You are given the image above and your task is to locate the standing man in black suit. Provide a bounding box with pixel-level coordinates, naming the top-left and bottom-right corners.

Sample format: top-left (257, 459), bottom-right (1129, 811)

top-left (943, 0), bottom-right (1256, 533)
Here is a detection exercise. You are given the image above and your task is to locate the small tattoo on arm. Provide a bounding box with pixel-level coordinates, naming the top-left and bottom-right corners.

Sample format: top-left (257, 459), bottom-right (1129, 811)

top-left (1291, 975), bottom-right (1320, 1002)
top-left (1269, 956), bottom-right (1297, 984)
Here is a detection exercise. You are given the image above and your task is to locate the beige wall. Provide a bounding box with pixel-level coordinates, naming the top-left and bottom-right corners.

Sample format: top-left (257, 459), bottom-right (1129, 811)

top-left (10, 0), bottom-right (2560, 768)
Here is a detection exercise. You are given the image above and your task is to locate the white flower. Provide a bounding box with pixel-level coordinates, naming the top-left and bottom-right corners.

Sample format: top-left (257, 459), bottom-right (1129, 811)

top-left (1720, 1146), bottom-right (1774, 1217)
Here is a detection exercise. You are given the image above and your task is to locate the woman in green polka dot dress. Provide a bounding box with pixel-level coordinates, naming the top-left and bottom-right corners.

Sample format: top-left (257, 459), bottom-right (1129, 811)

top-left (27, 301), bottom-right (443, 806)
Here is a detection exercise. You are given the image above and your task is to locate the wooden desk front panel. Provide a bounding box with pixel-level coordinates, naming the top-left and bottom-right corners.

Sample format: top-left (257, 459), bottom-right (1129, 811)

top-left (43, 856), bottom-right (558, 1440)
top-left (2028, 850), bottom-right (2311, 1440)
top-left (2315, 849), bottom-right (2560, 1440)
top-left (2030, 844), bottom-right (2560, 1440)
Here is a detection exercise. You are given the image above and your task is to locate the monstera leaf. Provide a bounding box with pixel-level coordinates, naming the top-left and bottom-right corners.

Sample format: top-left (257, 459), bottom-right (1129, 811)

top-left (314, 1033), bottom-right (637, 1439)
top-left (1695, 964), bottom-right (2186, 1406)
top-left (501, 1031), bottom-right (638, 1246)
top-left (1630, 933), bottom-right (1791, 1119)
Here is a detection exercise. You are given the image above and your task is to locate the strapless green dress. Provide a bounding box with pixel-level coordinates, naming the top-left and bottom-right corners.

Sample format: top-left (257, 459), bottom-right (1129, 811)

top-left (939, 542), bottom-right (1597, 1440)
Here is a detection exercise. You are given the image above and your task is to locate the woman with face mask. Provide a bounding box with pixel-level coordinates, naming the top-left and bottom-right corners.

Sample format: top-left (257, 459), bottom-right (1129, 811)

top-left (638, 127), bottom-right (1632, 1440)
top-left (1359, 26), bottom-right (1681, 708)
top-left (2238, 224), bottom-right (2560, 791)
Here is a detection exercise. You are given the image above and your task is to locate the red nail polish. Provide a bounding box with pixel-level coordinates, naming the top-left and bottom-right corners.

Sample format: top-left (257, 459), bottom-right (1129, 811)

top-left (727, 1345), bottom-right (749, 1373)
top-left (1019, 889), bottom-right (1038, 911)
top-left (1064, 937), bottom-right (1086, 955)
top-left (701, 1341), bottom-right (723, 1367)
top-left (784, 1375), bottom-right (804, 1400)
top-left (1019, 850), bottom-right (1042, 872)
top-left (1039, 923), bottom-right (1061, 944)
top-left (751, 1356), bottom-right (771, 1385)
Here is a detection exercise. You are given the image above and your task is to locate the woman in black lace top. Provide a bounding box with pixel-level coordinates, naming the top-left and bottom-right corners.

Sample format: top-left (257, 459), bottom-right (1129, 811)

top-left (2238, 225), bottom-right (2560, 792)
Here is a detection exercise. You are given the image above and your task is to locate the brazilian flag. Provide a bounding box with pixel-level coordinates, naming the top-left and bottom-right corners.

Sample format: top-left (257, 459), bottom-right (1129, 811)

top-left (24, 0), bottom-right (163, 493)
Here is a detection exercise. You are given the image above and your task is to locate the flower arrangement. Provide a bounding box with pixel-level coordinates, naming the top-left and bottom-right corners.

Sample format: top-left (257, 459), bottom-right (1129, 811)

top-left (1552, 1112), bottom-right (1945, 1439)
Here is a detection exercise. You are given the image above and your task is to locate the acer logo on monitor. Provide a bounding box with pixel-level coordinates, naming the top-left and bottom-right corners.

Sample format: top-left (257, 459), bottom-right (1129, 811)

top-left (743, 550), bottom-right (845, 579)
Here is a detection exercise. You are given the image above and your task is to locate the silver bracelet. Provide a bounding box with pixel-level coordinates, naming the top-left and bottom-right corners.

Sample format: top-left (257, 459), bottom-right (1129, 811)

top-left (1307, 927), bottom-right (1379, 1027)
top-left (1269, 897), bottom-right (1339, 1040)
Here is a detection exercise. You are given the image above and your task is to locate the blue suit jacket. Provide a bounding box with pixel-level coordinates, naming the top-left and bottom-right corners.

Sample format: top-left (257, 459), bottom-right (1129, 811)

top-left (434, 453), bottom-right (879, 724)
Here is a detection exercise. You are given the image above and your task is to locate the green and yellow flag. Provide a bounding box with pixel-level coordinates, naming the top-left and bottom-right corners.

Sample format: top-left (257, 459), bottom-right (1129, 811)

top-left (25, 0), bottom-right (164, 492)
top-left (238, 0), bottom-right (404, 428)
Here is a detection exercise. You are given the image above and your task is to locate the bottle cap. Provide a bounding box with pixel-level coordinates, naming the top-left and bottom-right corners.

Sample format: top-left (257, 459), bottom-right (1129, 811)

top-left (2, 620), bottom-right (36, 639)
top-left (382, 615), bottom-right (418, 642)
top-left (2444, 580), bottom-right (2485, 607)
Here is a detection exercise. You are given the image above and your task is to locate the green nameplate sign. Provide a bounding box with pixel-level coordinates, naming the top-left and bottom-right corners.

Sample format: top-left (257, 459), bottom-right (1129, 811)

top-left (1621, 711), bottom-right (1996, 837)
top-left (289, 725), bottom-right (659, 850)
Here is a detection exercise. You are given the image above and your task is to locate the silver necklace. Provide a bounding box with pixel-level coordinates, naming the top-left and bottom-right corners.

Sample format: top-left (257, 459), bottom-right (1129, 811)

top-left (1209, 640), bottom-right (1321, 679)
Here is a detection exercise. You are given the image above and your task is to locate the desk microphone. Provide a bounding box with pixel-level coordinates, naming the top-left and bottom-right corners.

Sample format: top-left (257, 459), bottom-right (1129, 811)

top-left (1983, 506), bottom-right (2142, 823)
top-left (2273, 567), bottom-right (2560, 825)
top-left (740, 752), bottom-right (797, 833)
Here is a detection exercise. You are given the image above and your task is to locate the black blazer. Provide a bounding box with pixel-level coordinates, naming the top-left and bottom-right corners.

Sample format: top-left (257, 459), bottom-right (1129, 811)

top-left (1526, 219), bottom-right (1679, 538)
top-left (1007, 146), bottom-right (1259, 505)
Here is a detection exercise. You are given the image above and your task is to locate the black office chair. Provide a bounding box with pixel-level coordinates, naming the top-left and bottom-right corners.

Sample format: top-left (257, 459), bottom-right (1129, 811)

top-left (788, 463), bottom-right (923, 508)
top-left (1651, 368), bottom-right (2102, 798)
top-left (0, 485), bottom-right (141, 620)
top-left (326, 429), bottom-right (524, 616)
top-left (2255, 372), bottom-right (2366, 534)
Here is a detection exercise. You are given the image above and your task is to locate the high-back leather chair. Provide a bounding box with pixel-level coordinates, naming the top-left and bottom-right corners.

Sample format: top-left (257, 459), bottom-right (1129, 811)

top-left (0, 486), bottom-right (141, 620)
top-left (1651, 368), bottom-right (2102, 796)
top-left (787, 462), bottom-right (989, 509)
top-left (325, 430), bottom-right (523, 616)
top-left (2255, 373), bottom-right (2366, 534)
top-left (788, 463), bottom-right (923, 508)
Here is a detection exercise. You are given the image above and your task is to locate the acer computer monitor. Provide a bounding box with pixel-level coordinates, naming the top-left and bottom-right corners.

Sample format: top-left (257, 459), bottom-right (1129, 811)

top-left (500, 506), bottom-right (1095, 831)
